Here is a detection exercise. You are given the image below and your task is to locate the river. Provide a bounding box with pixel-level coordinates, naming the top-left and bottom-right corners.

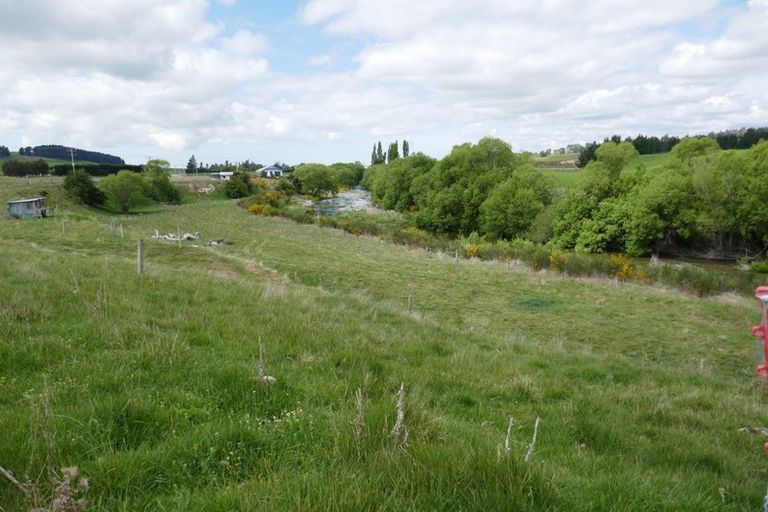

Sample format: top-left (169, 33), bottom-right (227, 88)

top-left (317, 187), bottom-right (375, 216)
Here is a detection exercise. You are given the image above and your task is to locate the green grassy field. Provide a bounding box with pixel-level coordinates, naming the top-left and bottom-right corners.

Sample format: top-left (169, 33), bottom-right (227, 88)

top-left (1, 176), bottom-right (767, 510)
top-left (539, 153), bottom-right (675, 190)
top-left (538, 169), bottom-right (583, 189)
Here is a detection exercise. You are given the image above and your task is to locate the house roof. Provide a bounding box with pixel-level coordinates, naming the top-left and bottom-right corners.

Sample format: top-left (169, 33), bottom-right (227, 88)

top-left (7, 197), bottom-right (46, 204)
top-left (257, 165), bottom-right (283, 172)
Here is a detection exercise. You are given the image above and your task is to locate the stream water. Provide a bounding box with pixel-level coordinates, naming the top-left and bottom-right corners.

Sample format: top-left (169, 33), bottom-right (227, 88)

top-left (317, 187), bottom-right (375, 216)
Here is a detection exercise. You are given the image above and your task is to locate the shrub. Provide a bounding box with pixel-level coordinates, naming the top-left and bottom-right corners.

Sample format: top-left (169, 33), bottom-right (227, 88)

top-left (145, 170), bottom-right (181, 204)
top-left (548, 250), bottom-right (569, 273)
top-left (608, 254), bottom-right (633, 281)
top-left (750, 260), bottom-right (768, 273)
top-left (63, 170), bottom-right (105, 206)
top-left (224, 175), bottom-right (251, 198)
top-left (276, 177), bottom-right (297, 195)
top-left (100, 170), bottom-right (153, 212)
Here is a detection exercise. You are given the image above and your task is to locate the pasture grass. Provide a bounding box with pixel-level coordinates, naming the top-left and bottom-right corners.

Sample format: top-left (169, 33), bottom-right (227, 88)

top-left (1, 178), bottom-right (767, 510)
top-left (538, 169), bottom-right (582, 189)
top-left (539, 152), bottom-right (673, 190)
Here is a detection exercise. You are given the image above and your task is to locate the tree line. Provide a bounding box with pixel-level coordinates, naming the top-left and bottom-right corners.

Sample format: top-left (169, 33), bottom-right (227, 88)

top-left (0, 145), bottom-right (10, 157)
top-left (15, 145), bottom-right (125, 165)
top-left (371, 140), bottom-right (410, 165)
top-left (2, 159), bottom-right (144, 177)
top-left (575, 127), bottom-right (768, 167)
top-left (363, 136), bottom-right (768, 258)
top-left (63, 159), bottom-right (180, 212)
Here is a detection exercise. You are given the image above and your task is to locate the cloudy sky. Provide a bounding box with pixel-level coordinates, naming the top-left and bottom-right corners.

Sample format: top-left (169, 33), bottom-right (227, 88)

top-left (1, 0), bottom-right (766, 166)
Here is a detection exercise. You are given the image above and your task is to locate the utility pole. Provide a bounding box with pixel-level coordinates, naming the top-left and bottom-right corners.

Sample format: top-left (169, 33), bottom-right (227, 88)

top-left (69, 148), bottom-right (75, 173)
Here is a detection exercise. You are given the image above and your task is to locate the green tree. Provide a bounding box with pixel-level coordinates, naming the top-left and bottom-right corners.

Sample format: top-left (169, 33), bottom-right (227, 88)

top-left (387, 141), bottom-right (400, 163)
top-left (403, 140), bottom-right (410, 158)
top-left (479, 168), bottom-right (552, 240)
top-left (63, 169), bottom-right (105, 206)
top-left (411, 137), bottom-right (527, 235)
top-left (101, 170), bottom-right (153, 212)
top-left (143, 160), bottom-right (181, 204)
top-left (294, 164), bottom-right (338, 197)
top-left (552, 141), bottom-right (637, 251)
top-left (576, 142), bottom-right (598, 167)
top-left (329, 162), bottom-right (365, 188)
top-left (370, 154), bottom-right (435, 212)
top-left (186, 155), bottom-right (197, 174)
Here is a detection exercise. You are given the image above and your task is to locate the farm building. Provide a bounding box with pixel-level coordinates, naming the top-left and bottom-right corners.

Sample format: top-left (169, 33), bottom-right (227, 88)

top-left (256, 165), bottom-right (285, 178)
top-left (209, 171), bottom-right (234, 180)
top-left (7, 197), bottom-right (48, 219)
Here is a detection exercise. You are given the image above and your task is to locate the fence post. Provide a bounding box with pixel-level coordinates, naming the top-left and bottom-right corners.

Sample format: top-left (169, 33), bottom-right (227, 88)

top-left (408, 295), bottom-right (413, 312)
top-left (137, 239), bottom-right (144, 275)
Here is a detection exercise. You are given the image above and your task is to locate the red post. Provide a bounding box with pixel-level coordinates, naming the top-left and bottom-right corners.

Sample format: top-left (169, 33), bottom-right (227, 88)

top-left (751, 286), bottom-right (768, 379)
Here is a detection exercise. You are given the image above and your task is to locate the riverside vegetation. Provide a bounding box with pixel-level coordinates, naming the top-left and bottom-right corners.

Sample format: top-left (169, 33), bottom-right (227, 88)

top-left (1, 173), bottom-right (767, 510)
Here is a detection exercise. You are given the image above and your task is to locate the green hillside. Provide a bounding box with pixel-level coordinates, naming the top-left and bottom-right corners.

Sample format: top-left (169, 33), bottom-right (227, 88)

top-left (540, 152), bottom-right (675, 189)
top-left (0, 151), bottom-right (100, 167)
top-left (0, 176), bottom-right (765, 510)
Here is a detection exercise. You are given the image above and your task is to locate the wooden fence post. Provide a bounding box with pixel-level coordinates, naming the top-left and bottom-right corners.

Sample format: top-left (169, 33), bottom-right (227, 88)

top-left (137, 239), bottom-right (144, 275)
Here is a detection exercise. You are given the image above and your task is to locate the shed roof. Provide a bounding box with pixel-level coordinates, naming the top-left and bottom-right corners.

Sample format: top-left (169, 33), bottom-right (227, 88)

top-left (7, 197), bottom-right (46, 204)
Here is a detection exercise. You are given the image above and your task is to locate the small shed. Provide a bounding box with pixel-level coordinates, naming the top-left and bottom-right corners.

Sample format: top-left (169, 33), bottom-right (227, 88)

top-left (210, 171), bottom-right (234, 180)
top-left (7, 197), bottom-right (48, 219)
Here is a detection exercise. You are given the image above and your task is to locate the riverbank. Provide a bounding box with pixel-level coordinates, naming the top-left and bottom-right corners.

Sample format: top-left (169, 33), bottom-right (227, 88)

top-left (243, 195), bottom-right (766, 298)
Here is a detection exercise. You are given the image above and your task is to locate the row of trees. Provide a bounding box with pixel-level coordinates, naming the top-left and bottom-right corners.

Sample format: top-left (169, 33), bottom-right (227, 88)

top-left (0, 145), bottom-right (10, 157)
top-left (577, 134), bottom-right (681, 167)
top-left (575, 127), bottom-right (768, 167)
top-left (185, 155), bottom-right (295, 176)
top-left (364, 139), bottom-right (553, 241)
top-left (18, 145), bottom-right (125, 165)
top-left (709, 127), bottom-right (768, 150)
top-left (63, 160), bottom-right (181, 212)
top-left (371, 140), bottom-right (410, 165)
top-left (2, 158), bottom-right (49, 176)
top-left (554, 138), bottom-right (768, 257)
top-left (363, 136), bottom-right (768, 257)
top-left (2, 158), bottom-right (146, 177)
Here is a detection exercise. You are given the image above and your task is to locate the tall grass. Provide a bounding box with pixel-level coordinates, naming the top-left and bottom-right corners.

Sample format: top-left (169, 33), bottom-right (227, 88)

top-left (1, 180), bottom-right (766, 510)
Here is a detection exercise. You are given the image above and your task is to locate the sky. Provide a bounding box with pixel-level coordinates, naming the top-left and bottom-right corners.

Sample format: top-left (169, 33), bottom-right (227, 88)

top-left (0, 0), bottom-right (767, 167)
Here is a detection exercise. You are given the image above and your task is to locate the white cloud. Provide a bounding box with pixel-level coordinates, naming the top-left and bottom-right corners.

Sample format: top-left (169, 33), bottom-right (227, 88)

top-left (0, 0), bottom-right (270, 158)
top-left (1, 0), bottom-right (767, 165)
top-left (220, 30), bottom-right (268, 56)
